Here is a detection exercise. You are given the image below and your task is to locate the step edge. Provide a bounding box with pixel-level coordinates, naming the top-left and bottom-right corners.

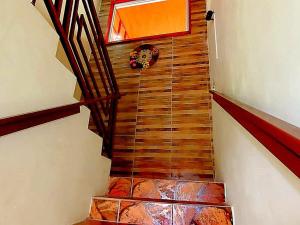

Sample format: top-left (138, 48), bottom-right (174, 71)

top-left (109, 176), bottom-right (225, 184)
top-left (87, 218), bottom-right (138, 225)
top-left (91, 196), bottom-right (229, 207)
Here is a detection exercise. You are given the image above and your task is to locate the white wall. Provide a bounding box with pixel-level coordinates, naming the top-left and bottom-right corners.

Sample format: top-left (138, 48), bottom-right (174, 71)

top-left (0, 1), bottom-right (111, 224)
top-left (0, 107), bottom-right (111, 225)
top-left (213, 102), bottom-right (300, 225)
top-left (207, 0), bottom-right (300, 127)
top-left (206, 0), bottom-right (300, 224)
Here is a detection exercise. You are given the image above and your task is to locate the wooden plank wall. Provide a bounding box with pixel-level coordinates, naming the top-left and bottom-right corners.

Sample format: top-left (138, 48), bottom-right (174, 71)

top-left (91, 0), bottom-right (213, 180)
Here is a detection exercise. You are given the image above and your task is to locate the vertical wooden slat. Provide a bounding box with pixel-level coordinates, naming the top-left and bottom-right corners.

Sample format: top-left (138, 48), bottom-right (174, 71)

top-left (43, 0), bottom-right (120, 157)
top-left (55, 0), bottom-right (64, 17)
top-left (82, 0), bottom-right (115, 94)
top-left (81, 15), bottom-right (110, 97)
top-left (77, 16), bottom-right (108, 115)
top-left (87, 0), bottom-right (120, 96)
top-left (62, 0), bottom-right (74, 35)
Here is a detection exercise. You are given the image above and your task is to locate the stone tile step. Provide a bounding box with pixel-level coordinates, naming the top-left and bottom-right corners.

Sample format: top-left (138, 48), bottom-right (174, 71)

top-left (77, 219), bottom-right (135, 225)
top-left (107, 177), bottom-right (225, 204)
top-left (94, 196), bottom-right (228, 207)
top-left (90, 197), bottom-right (233, 225)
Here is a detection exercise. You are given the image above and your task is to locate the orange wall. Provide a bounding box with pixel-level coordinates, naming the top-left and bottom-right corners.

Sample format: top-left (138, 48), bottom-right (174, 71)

top-left (114, 0), bottom-right (188, 39)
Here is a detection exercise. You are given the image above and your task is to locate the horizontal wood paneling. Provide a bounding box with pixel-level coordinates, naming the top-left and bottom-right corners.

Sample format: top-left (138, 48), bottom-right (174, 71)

top-left (91, 0), bottom-right (213, 180)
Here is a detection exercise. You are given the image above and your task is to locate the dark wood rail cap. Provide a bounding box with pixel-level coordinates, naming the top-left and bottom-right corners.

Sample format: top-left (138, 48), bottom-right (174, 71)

top-left (0, 96), bottom-right (114, 137)
top-left (210, 90), bottom-right (300, 178)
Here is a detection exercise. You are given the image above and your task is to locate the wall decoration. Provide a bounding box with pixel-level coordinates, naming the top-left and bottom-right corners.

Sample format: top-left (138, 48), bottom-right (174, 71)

top-left (130, 44), bottom-right (159, 69)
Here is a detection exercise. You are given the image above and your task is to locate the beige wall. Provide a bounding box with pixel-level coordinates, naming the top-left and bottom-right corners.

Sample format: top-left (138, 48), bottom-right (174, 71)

top-left (207, 0), bottom-right (300, 224)
top-left (207, 0), bottom-right (300, 127)
top-left (212, 103), bottom-right (300, 225)
top-left (0, 107), bottom-right (111, 225)
top-left (0, 1), bottom-right (110, 224)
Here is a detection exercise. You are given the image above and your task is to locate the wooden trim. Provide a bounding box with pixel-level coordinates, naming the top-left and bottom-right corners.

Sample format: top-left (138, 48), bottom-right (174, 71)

top-left (105, 0), bottom-right (192, 44)
top-left (0, 103), bottom-right (80, 137)
top-left (211, 90), bottom-right (300, 178)
top-left (106, 31), bottom-right (191, 45)
top-left (0, 96), bottom-right (115, 137)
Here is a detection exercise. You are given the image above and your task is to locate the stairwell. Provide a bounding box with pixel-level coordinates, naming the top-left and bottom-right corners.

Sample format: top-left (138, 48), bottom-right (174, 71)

top-left (2, 1), bottom-right (300, 225)
top-left (1, 0), bottom-right (233, 224)
top-left (77, 0), bottom-right (234, 224)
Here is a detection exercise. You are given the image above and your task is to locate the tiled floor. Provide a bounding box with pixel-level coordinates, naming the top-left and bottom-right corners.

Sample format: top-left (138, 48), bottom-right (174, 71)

top-left (133, 178), bottom-right (176, 200)
top-left (107, 177), bottom-right (225, 204)
top-left (90, 198), bottom-right (232, 225)
top-left (108, 177), bottom-right (132, 198)
top-left (173, 204), bottom-right (232, 225)
top-left (119, 200), bottom-right (172, 225)
top-left (90, 198), bottom-right (119, 222)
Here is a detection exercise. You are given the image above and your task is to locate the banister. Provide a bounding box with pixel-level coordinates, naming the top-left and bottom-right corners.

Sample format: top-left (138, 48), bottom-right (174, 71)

top-left (40, 0), bottom-right (120, 157)
top-left (210, 90), bottom-right (300, 178)
top-left (0, 95), bottom-right (115, 137)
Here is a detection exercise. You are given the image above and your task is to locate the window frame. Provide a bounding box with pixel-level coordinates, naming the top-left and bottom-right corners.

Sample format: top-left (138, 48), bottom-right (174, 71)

top-left (105, 0), bottom-right (192, 44)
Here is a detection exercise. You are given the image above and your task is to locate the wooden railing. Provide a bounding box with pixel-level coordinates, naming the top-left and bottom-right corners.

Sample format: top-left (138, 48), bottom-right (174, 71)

top-left (0, 96), bottom-right (114, 137)
top-left (43, 0), bottom-right (120, 158)
top-left (25, 0), bottom-right (121, 157)
top-left (211, 90), bottom-right (300, 178)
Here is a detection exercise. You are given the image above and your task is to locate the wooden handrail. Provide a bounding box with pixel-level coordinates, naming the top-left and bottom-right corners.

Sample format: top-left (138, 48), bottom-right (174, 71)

top-left (210, 90), bottom-right (300, 178)
top-left (0, 96), bottom-right (115, 137)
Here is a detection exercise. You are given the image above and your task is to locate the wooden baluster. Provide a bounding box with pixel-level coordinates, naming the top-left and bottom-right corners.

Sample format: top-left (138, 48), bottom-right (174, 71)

top-left (62, 0), bottom-right (73, 35)
top-left (55, 0), bottom-right (64, 17)
top-left (87, 0), bottom-right (120, 97)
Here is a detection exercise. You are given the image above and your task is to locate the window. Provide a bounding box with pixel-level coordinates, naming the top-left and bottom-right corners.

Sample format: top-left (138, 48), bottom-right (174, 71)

top-left (106, 0), bottom-right (190, 43)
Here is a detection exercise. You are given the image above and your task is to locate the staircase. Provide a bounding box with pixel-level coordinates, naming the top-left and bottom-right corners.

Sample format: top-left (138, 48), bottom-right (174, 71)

top-left (30, 1), bottom-right (234, 225)
top-left (85, 177), bottom-right (233, 225)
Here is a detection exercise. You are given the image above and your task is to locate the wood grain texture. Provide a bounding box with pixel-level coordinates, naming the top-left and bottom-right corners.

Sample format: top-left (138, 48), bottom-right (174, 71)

top-left (90, 0), bottom-right (213, 180)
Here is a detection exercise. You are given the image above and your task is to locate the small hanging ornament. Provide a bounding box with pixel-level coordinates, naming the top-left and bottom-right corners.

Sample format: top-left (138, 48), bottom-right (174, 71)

top-left (129, 44), bottom-right (159, 70)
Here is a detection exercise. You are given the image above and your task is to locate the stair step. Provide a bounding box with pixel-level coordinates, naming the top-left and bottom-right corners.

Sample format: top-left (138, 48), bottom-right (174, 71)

top-left (79, 219), bottom-right (134, 225)
top-left (95, 196), bottom-right (228, 206)
top-left (90, 197), bottom-right (232, 225)
top-left (107, 177), bottom-right (225, 204)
